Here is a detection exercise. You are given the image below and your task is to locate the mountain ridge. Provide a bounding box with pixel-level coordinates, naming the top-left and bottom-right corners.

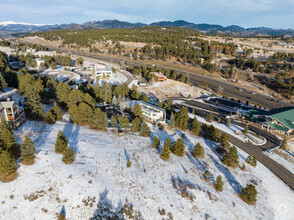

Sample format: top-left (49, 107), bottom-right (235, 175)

top-left (0, 19), bottom-right (293, 37)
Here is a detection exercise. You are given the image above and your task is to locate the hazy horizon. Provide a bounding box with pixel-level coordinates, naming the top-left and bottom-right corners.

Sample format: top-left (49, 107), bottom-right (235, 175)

top-left (0, 0), bottom-right (293, 29)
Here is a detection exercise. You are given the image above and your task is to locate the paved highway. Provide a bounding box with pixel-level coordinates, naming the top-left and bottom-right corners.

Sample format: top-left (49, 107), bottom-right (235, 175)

top-left (14, 38), bottom-right (293, 109)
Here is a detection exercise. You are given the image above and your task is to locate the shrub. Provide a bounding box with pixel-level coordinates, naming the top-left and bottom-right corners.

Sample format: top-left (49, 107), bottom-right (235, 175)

top-left (240, 184), bottom-right (258, 204)
top-left (0, 151), bottom-right (18, 182)
top-left (222, 146), bottom-right (239, 167)
top-left (127, 160), bottom-right (132, 167)
top-left (62, 147), bottom-right (75, 164)
top-left (206, 113), bottom-right (214, 123)
top-left (21, 135), bottom-right (36, 165)
top-left (171, 138), bottom-right (185, 157)
top-left (152, 136), bottom-right (160, 148)
top-left (204, 170), bottom-right (211, 182)
top-left (214, 175), bottom-right (224, 192)
top-left (192, 143), bottom-right (204, 158)
top-left (246, 155), bottom-right (257, 167)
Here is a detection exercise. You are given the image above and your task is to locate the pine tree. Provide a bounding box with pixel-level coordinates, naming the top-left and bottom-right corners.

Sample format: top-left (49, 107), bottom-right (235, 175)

top-left (281, 138), bottom-right (288, 149)
top-left (190, 117), bottom-right (201, 136)
top-left (45, 110), bottom-right (56, 124)
top-left (127, 159), bottom-right (132, 168)
top-left (164, 137), bottom-right (172, 149)
top-left (0, 121), bottom-right (20, 158)
top-left (246, 155), bottom-right (257, 167)
top-left (83, 93), bottom-right (95, 108)
top-left (21, 135), bottom-right (36, 165)
top-left (0, 151), bottom-right (17, 182)
top-left (110, 115), bottom-right (117, 127)
top-left (171, 138), bottom-right (185, 156)
top-left (175, 107), bottom-right (189, 130)
top-left (0, 73), bottom-right (8, 91)
top-left (52, 105), bottom-right (63, 121)
top-left (55, 131), bottom-right (68, 154)
top-left (243, 124), bottom-right (249, 134)
top-left (206, 113), bottom-right (214, 123)
top-left (134, 103), bottom-right (142, 119)
top-left (153, 136), bottom-right (160, 148)
top-left (169, 113), bottom-right (175, 128)
top-left (160, 145), bottom-right (170, 160)
top-left (214, 175), bottom-right (224, 192)
top-left (240, 184), bottom-right (258, 204)
top-left (204, 170), bottom-right (211, 182)
top-left (222, 146), bottom-right (239, 167)
top-left (62, 147), bottom-right (75, 164)
top-left (131, 117), bottom-right (141, 132)
top-left (140, 122), bottom-right (150, 137)
top-left (220, 133), bottom-right (230, 151)
top-left (192, 143), bottom-right (204, 158)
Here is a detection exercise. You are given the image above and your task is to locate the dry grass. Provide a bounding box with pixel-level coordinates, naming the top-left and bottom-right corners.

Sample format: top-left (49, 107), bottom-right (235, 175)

top-left (0, 172), bottom-right (18, 182)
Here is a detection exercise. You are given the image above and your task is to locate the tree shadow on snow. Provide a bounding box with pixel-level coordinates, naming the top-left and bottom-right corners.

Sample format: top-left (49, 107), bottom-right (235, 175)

top-left (62, 122), bottom-right (80, 154)
top-left (208, 154), bottom-right (242, 194)
top-left (186, 152), bottom-right (207, 172)
top-left (124, 148), bottom-right (130, 161)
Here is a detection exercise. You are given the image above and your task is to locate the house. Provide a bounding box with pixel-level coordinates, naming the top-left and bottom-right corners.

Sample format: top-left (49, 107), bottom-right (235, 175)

top-left (139, 101), bottom-right (166, 124)
top-left (150, 72), bottom-right (168, 82)
top-left (246, 107), bottom-right (294, 136)
top-left (0, 99), bottom-right (26, 130)
top-left (93, 64), bottom-right (112, 78)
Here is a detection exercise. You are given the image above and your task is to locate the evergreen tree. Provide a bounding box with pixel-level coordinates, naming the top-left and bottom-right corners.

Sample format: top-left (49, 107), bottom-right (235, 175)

top-left (160, 145), bottom-right (170, 160)
top-left (220, 133), bottom-right (230, 151)
top-left (110, 115), bottom-right (117, 127)
top-left (0, 121), bottom-right (20, 158)
top-left (131, 117), bottom-right (141, 132)
top-left (153, 136), bottom-right (160, 148)
top-left (243, 124), bottom-right (249, 134)
top-left (281, 138), bottom-right (288, 149)
top-left (222, 146), bottom-right (239, 167)
top-left (134, 103), bottom-right (142, 119)
top-left (51, 105), bottom-right (63, 121)
top-left (91, 107), bottom-right (108, 129)
top-left (240, 184), bottom-right (258, 204)
top-left (169, 113), bottom-right (175, 128)
top-left (214, 175), bottom-right (224, 192)
top-left (164, 137), bottom-right (172, 149)
top-left (62, 147), bottom-right (75, 164)
top-left (140, 122), bottom-right (150, 137)
top-left (45, 110), bottom-right (56, 124)
top-left (83, 93), bottom-right (95, 108)
top-left (246, 155), bottom-right (257, 167)
top-left (206, 113), bottom-right (214, 123)
top-left (55, 131), bottom-right (68, 154)
top-left (190, 117), bottom-right (201, 136)
top-left (0, 73), bottom-right (7, 91)
top-left (171, 138), bottom-right (185, 156)
top-left (21, 135), bottom-right (36, 165)
top-left (175, 107), bottom-right (189, 130)
top-left (0, 150), bottom-right (17, 182)
top-left (192, 143), bottom-right (204, 158)
top-left (118, 116), bottom-right (130, 130)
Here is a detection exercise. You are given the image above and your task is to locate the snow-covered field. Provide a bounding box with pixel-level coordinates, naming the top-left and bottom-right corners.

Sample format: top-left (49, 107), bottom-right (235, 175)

top-left (1, 116), bottom-right (293, 219)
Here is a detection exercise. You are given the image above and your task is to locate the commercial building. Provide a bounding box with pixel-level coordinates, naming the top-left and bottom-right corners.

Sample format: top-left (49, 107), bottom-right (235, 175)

top-left (88, 64), bottom-right (112, 78)
top-left (139, 101), bottom-right (166, 124)
top-left (0, 100), bottom-right (26, 130)
top-left (246, 107), bottom-right (294, 136)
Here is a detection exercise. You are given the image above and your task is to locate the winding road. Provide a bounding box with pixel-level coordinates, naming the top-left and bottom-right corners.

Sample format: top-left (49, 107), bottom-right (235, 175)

top-left (174, 98), bottom-right (294, 190)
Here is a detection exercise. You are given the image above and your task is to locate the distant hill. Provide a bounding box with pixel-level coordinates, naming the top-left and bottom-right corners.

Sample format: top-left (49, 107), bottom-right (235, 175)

top-left (0, 19), bottom-right (294, 37)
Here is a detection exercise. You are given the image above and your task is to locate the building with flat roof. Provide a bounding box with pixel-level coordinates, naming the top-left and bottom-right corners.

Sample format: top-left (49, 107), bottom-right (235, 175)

top-left (93, 64), bottom-right (112, 78)
top-left (139, 101), bottom-right (166, 124)
top-left (150, 72), bottom-right (168, 82)
top-left (246, 107), bottom-right (294, 136)
top-left (0, 100), bottom-right (26, 130)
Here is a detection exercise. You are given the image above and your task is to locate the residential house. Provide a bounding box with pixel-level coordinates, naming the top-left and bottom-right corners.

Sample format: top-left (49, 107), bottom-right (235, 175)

top-left (150, 72), bottom-right (168, 82)
top-left (0, 99), bottom-right (26, 130)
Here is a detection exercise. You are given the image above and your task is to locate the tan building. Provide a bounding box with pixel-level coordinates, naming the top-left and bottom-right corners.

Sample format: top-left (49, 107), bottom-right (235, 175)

top-left (0, 100), bottom-right (26, 130)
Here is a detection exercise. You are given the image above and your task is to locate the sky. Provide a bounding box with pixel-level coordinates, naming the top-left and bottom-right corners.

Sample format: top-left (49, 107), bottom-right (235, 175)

top-left (0, 0), bottom-right (293, 29)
